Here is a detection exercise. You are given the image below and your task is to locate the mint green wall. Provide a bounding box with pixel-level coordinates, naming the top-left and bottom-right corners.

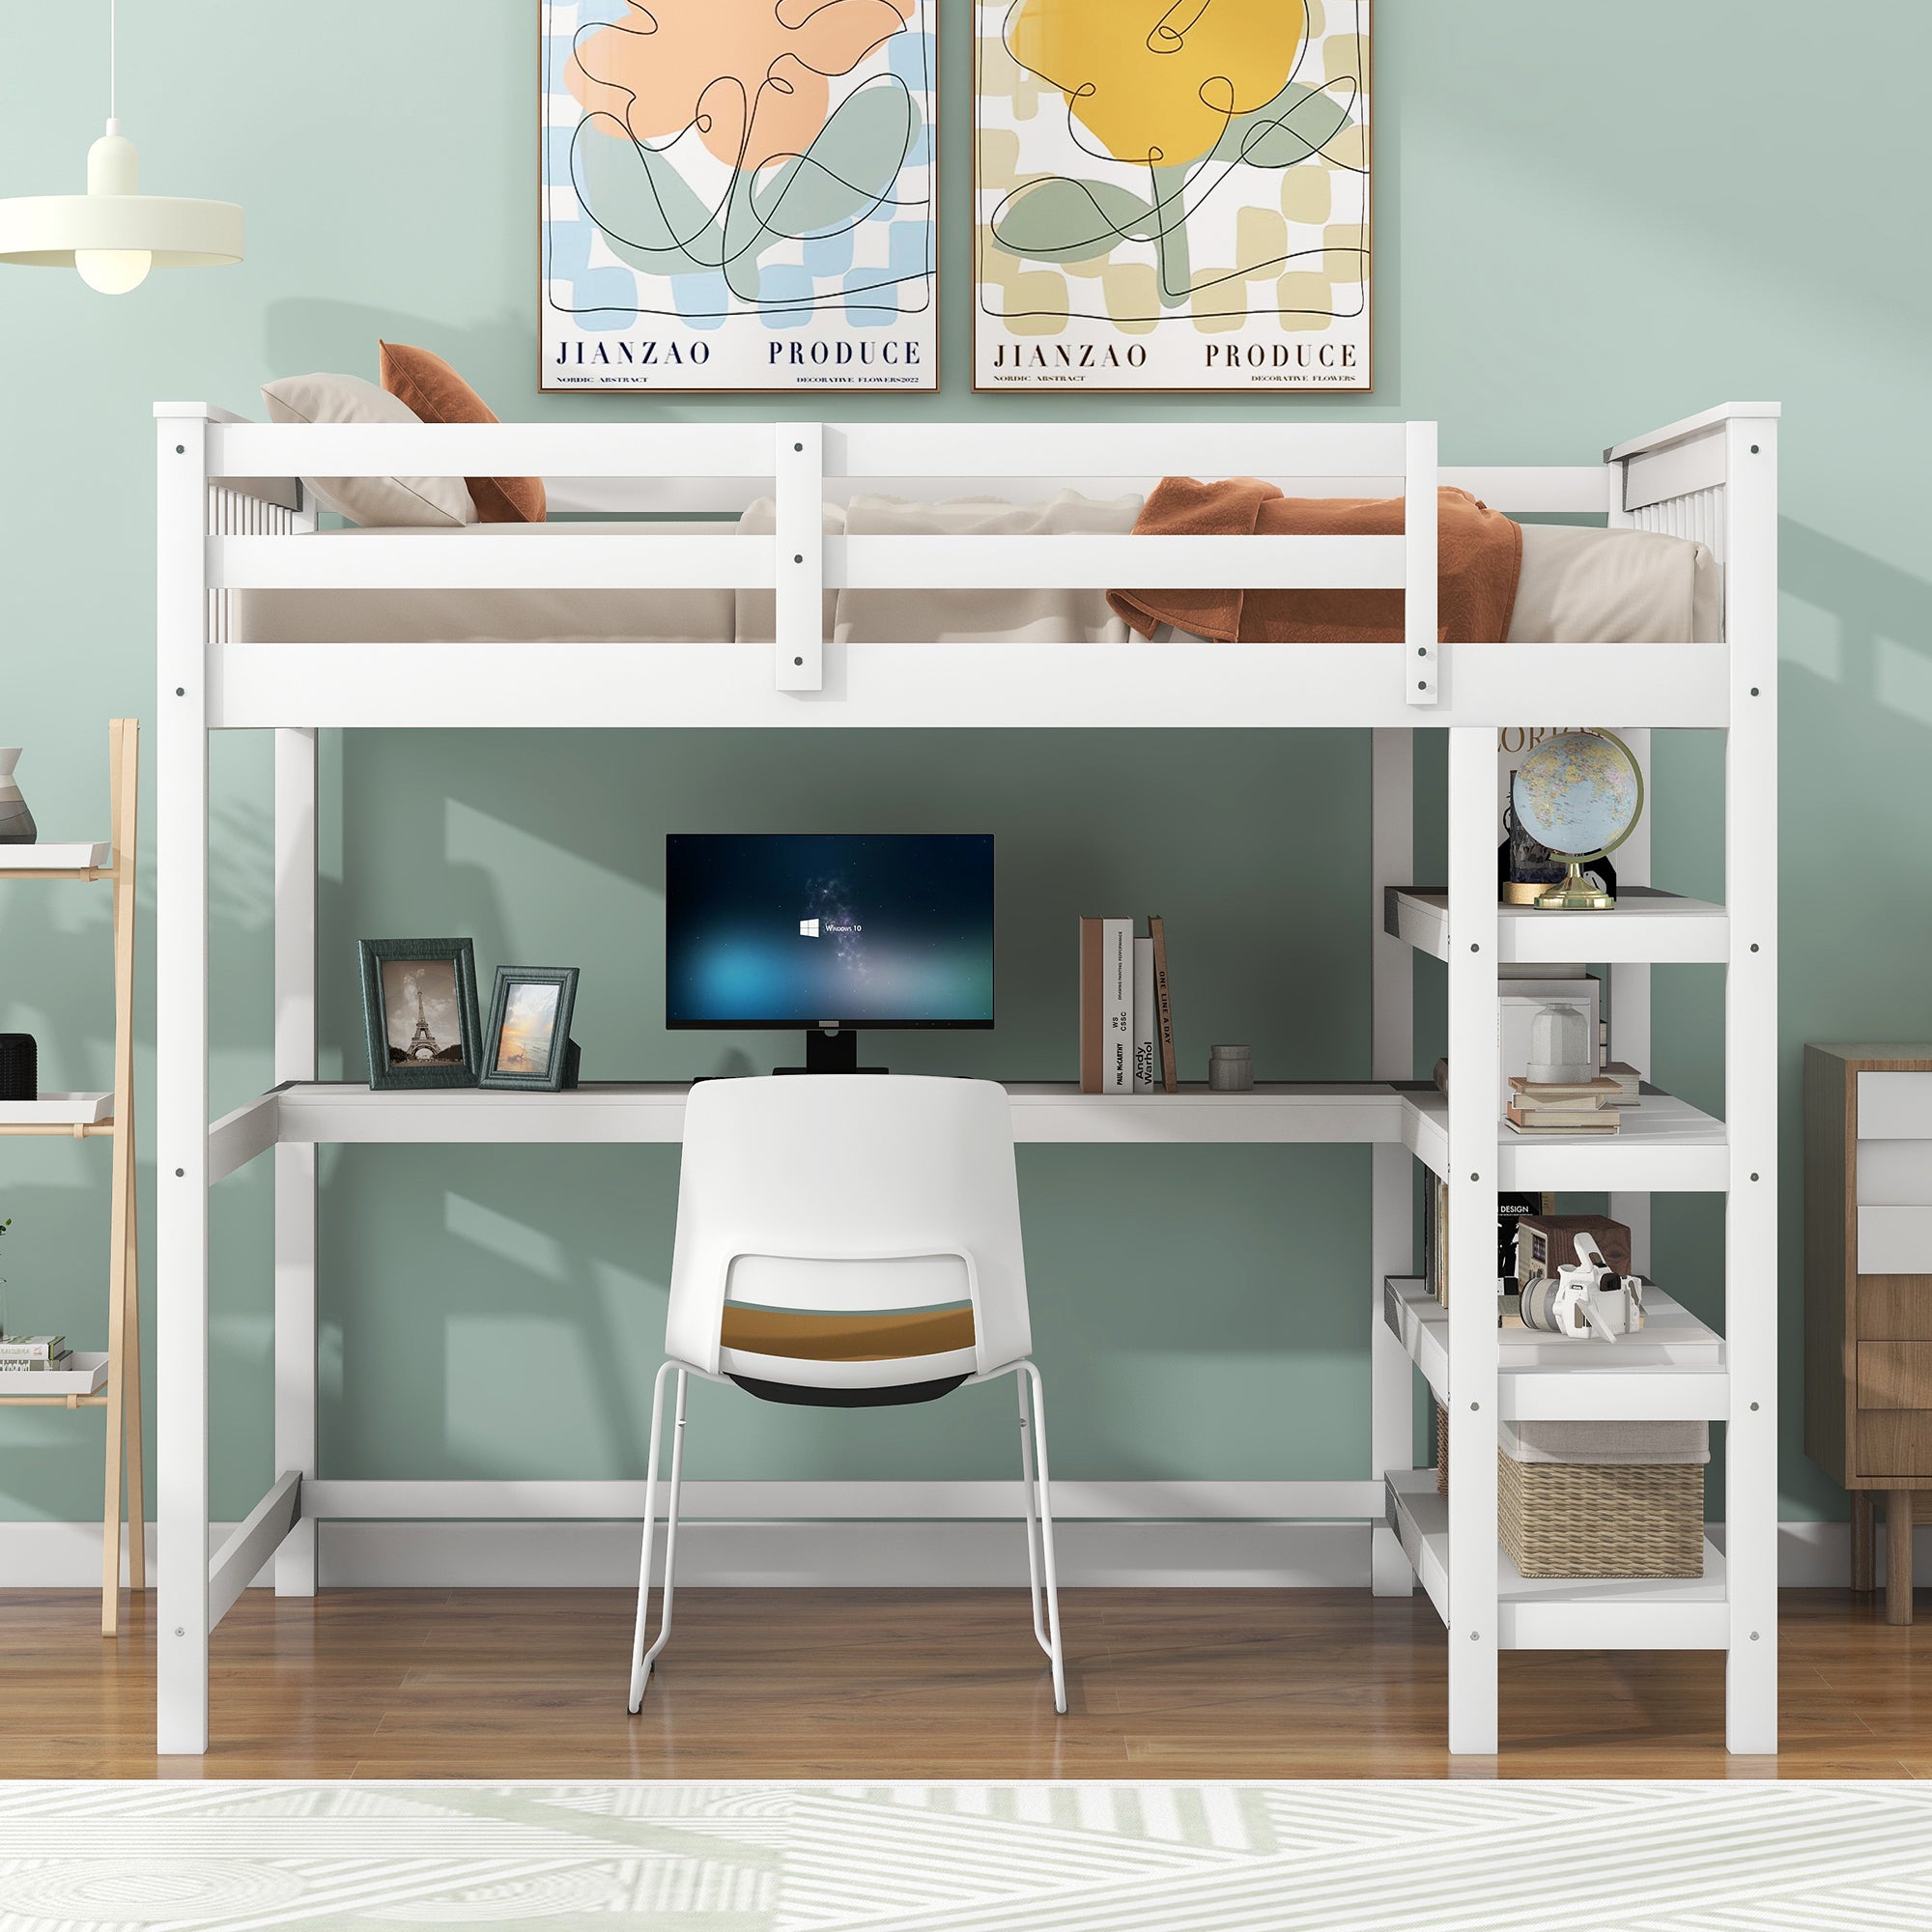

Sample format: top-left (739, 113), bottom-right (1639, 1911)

top-left (2, 2), bottom-right (1921, 1525)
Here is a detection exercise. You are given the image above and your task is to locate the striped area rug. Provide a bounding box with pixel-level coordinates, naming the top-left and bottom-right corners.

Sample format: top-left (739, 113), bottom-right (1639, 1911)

top-left (2, 1780), bottom-right (1930, 1929)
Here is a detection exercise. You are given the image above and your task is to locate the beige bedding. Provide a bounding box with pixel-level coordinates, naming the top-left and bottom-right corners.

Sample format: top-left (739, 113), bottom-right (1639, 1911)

top-left (233, 497), bottom-right (1719, 646)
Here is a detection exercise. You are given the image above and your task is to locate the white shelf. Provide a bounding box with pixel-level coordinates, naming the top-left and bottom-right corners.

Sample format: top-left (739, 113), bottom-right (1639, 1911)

top-left (0, 1350), bottom-right (109, 1398)
top-left (1386, 1469), bottom-right (1728, 1651)
top-left (1400, 1086), bottom-right (1729, 1191)
top-left (0, 842), bottom-right (110, 873)
top-left (207, 1080), bottom-right (1416, 1180)
top-left (0, 1092), bottom-right (112, 1126)
top-left (1384, 886), bottom-right (1729, 964)
top-left (1383, 1277), bottom-right (1728, 1421)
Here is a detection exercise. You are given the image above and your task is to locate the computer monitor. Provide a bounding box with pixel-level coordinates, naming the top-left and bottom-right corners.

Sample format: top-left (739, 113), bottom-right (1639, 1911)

top-left (665, 833), bottom-right (994, 1073)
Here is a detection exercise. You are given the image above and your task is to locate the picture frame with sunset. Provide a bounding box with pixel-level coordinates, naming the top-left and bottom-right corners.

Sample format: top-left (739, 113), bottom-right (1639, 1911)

top-left (480, 966), bottom-right (582, 1094)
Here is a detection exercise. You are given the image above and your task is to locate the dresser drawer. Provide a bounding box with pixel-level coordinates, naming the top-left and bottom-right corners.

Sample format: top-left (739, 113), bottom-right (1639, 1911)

top-left (1858, 1071), bottom-right (1932, 1138)
top-left (1857, 1410), bottom-right (1932, 1478)
top-left (1857, 1139), bottom-right (1932, 1204)
top-left (1856, 1343), bottom-right (1932, 1410)
top-left (1858, 1278), bottom-right (1932, 1339)
top-left (1858, 1207), bottom-right (1932, 1275)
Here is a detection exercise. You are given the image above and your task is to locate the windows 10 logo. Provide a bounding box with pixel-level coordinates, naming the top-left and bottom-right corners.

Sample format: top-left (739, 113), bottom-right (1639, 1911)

top-left (800, 919), bottom-right (819, 938)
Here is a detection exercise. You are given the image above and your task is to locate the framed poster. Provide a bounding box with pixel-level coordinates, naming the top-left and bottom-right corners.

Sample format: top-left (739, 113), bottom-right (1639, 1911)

top-left (974, 0), bottom-right (1371, 393)
top-left (542, 1), bottom-right (937, 392)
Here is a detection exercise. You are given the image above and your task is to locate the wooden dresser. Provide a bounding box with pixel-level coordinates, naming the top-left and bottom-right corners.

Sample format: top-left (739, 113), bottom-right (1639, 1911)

top-left (1805, 1044), bottom-right (1932, 1622)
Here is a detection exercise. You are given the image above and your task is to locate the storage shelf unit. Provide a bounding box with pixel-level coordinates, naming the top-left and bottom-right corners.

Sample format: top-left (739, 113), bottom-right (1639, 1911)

top-left (154, 401), bottom-right (1779, 1761)
top-left (0, 724), bottom-right (144, 1634)
top-left (1386, 1471), bottom-right (1729, 1651)
top-left (1383, 1277), bottom-right (1728, 1422)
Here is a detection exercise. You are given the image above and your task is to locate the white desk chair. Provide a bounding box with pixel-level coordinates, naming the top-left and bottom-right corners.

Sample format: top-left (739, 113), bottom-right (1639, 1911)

top-left (627, 1073), bottom-right (1065, 1715)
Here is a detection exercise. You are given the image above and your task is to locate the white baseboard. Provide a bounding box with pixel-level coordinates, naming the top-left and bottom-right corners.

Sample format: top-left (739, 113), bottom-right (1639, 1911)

top-left (3, 1513), bottom-right (1923, 1592)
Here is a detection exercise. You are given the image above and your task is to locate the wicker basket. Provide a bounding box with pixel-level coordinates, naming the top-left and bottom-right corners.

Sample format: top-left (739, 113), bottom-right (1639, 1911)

top-left (1434, 1402), bottom-right (1705, 1579)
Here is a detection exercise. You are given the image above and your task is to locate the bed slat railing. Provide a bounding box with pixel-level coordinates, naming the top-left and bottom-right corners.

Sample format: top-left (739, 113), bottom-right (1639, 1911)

top-left (205, 531), bottom-right (1410, 595)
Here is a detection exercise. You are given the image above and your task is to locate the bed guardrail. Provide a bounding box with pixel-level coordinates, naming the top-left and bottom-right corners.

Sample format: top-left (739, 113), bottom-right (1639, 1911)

top-left (168, 412), bottom-right (1445, 706)
top-left (161, 404), bottom-right (1774, 713)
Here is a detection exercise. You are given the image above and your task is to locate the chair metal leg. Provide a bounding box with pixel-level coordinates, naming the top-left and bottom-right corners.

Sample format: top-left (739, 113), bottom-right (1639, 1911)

top-left (627, 1362), bottom-right (686, 1712)
top-left (1017, 1369), bottom-right (1049, 1655)
top-left (1019, 1360), bottom-right (1066, 1714)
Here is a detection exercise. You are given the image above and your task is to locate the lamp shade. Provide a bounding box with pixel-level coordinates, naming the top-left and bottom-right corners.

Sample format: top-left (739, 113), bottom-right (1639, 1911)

top-left (0, 125), bottom-right (242, 281)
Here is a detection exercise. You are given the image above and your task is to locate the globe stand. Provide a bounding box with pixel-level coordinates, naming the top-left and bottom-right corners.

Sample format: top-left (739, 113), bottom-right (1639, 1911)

top-left (1533, 859), bottom-right (1614, 912)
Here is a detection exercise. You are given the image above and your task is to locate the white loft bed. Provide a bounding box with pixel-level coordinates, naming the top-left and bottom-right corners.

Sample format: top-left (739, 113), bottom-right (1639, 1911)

top-left (154, 401), bottom-right (1778, 1761)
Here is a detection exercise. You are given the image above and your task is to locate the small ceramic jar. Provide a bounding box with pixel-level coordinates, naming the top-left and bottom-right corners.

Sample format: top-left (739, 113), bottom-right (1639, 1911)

top-left (1208, 1044), bottom-right (1254, 1092)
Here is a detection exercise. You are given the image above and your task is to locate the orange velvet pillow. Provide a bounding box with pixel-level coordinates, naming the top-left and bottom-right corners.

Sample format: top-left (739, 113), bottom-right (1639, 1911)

top-left (378, 341), bottom-right (546, 525)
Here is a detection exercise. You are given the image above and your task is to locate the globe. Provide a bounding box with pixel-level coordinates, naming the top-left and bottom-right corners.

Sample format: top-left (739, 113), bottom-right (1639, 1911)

top-left (1510, 730), bottom-right (1643, 911)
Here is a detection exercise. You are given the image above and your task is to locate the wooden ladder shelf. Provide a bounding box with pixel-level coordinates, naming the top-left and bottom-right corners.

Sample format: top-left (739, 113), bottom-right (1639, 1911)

top-left (0, 720), bottom-right (144, 1633)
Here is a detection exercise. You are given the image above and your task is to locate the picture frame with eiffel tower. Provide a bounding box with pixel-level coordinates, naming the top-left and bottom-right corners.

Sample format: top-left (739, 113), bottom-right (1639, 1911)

top-left (356, 938), bottom-right (483, 1092)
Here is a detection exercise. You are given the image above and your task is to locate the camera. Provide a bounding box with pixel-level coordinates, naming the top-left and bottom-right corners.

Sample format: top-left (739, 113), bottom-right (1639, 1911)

top-left (1518, 1232), bottom-right (1647, 1342)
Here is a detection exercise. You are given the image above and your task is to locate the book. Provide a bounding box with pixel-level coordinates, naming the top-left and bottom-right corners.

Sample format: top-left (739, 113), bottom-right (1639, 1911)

top-left (1148, 914), bottom-right (1178, 1093)
top-left (0, 1335), bottom-right (67, 1364)
top-left (1078, 917), bottom-right (1103, 1094)
top-left (1603, 1060), bottom-right (1642, 1106)
top-left (1132, 935), bottom-right (1156, 1093)
top-left (1507, 1077), bottom-right (1616, 1117)
top-left (1506, 1105), bottom-right (1619, 1135)
top-left (1101, 918), bottom-right (1132, 1094)
top-left (1508, 1075), bottom-right (1618, 1103)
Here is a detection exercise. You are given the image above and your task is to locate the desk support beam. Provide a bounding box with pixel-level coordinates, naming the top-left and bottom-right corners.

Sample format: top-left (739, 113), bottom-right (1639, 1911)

top-left (211, 1471), bottom-right (303, 1628)
top-left (274, 727), bottom-right (319, 1597)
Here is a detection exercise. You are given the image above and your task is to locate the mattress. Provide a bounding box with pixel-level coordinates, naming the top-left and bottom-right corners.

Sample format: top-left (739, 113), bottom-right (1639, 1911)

top-left (233, 498), bottom-right (1719, 646)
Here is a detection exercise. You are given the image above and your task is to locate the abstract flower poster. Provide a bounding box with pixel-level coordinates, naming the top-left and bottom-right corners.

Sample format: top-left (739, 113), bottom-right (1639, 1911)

top-left (975, 0), bottom-right (1370, 392)
top-left (543, 1), bottom-right (937, 391)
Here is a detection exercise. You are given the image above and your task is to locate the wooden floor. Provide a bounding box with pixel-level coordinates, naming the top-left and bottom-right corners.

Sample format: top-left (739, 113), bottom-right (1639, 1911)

top-left (2, 1585), bottom-right (1928, 1778)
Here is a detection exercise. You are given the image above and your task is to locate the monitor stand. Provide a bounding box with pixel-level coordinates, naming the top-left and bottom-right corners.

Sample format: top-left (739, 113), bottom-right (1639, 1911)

top-left (775, 1028), bottom-right (887, 1076)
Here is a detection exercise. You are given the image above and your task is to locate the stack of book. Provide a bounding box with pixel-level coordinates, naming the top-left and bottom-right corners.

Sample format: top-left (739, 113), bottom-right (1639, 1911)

top-left (0, 1334), bottom-right (73, 1372)
top-left (1078, 915), bottom-right (1178, 1094)
top-left (1506, 1075), bottom-right (1621, 1135)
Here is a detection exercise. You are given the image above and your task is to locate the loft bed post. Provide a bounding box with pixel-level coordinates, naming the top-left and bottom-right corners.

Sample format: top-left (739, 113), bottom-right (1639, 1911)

top-left (1369, 724), bottom-right (1415, 1595)
top-left (1605, 723), bottom-right (1653, 1275)
top-left (155, 407), bottom-right (214, 1755)
top-left (1605, 469), bottom-right (1654, 1276)
top-left (1444, 725), bottom-right (1501, 1753)
top-left (273, 724), bottom-right (320, 1596)
top-left (1721, 410), bottom-right (1778, 1752)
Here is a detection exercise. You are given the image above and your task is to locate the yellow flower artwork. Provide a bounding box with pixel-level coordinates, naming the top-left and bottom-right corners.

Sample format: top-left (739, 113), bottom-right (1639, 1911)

top-left (975, 0), bottom-right (1372, 392)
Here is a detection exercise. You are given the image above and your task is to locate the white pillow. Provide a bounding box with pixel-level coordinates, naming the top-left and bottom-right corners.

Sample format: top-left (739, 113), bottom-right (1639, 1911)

top-left (260, 372), bottom-right (476, 527)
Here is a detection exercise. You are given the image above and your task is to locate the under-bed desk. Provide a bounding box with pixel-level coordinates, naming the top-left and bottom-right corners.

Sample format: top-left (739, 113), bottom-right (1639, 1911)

top-left (156, 405), bottom-right (1779, 1758)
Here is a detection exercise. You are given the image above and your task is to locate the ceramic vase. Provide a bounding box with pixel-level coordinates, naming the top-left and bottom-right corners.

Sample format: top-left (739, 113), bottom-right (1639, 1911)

top-left (0, 749), bottom-right (36, 845)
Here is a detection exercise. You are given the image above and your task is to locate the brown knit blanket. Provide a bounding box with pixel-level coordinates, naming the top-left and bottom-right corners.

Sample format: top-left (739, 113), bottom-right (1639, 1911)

top-left (1106, 479), bottom-right (1522, 643)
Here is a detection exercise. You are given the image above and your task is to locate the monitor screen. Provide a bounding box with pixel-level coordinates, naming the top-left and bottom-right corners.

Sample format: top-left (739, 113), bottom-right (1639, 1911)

top-left (666, 834), bottom-right (994, 1031)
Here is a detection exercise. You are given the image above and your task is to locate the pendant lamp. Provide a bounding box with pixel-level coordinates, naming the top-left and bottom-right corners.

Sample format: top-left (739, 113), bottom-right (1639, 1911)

top-left (0, 0), bottom-right (242, 294)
